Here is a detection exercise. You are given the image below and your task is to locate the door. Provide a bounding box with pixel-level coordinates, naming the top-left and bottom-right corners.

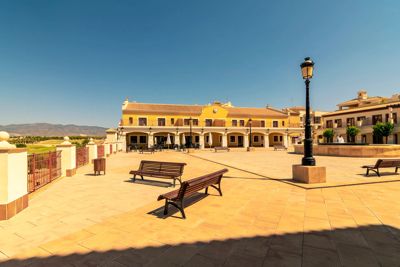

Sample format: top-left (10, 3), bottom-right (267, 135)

top-left (238, 136), bottom-right (244, 147)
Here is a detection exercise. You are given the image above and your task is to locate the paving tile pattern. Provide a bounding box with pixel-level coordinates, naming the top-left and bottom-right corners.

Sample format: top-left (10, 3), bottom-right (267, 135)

top-left (0, 150), bottom-right (399, 266)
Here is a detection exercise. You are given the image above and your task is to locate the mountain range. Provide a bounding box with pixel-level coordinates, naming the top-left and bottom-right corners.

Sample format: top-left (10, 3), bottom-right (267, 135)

top-left (0, 123), bottom-right (108, 137)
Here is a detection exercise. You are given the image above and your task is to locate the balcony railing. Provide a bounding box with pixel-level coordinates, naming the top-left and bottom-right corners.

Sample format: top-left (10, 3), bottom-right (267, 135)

top-left (323, 120), bottom-right (399, 129)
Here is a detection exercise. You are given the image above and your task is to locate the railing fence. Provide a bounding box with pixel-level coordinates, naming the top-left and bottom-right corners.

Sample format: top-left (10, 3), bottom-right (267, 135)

top-left (76, 147), bottom-right (89, 168)
top-left (27, 151), bottom-right (62, 193)
top-left (97, 145), bottom-right (104, 158)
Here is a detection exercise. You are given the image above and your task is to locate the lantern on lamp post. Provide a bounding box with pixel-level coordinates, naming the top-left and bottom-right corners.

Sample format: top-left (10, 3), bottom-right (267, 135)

top-left (300, 57), bottom-right (316, 166)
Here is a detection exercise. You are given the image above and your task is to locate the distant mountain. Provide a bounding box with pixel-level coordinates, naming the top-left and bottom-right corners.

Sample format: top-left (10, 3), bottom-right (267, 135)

top-left (0, 123), bottom-right (108, 137)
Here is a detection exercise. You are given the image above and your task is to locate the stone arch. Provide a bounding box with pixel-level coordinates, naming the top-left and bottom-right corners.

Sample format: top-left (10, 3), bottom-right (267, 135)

top-left (126, 132), bottom-right (149, 149)
top-left (249, 131), bottom-right (266, 147)
top-left (178, 132), bottom-right (201, 146)
top-left (227, 132), bottom-right (245, 147)
top-left (203, 131), bottom-right (223, 148)
top-left (268, 132), bottom-right (285, 146)
top-left (152, 131), bottom-right (176, 147)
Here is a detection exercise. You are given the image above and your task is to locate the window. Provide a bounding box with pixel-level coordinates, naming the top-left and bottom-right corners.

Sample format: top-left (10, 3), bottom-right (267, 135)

top-left (279, 136), bottom-right (283, 141)
top-left (372, 115), bottom-right (382, 125)
top-left (130, 136), bottom-right (138, 143)
top-left (357, 116), bottom-right (366, 121)
top-left (239, 120), bottom-right (245, 127)
top-left (139, 136), bottom-right (147, 143)
top-left (158, 118), bottom-right (166, 126)
top-left (193, 119), bottom-right (199, 126)
top-left (205, 119), bottom-right (212, 127)
top-left (184, 119), bottom-right (190, 126)
top-left (274, 136), bottom-right (278, 142)
top-left (273, 121), bottom-right (278, 127)
top-left (261, 121), bottom-right (265, 127)
top-left (195, 136), bottom-right (199, 143)
top-left (347, 118), bottom-right (355, 126)
top-left (230, 136), bottom-right (236, 142)
top-left (335, 119), bottom-right (342, 128)
top-left (170, 118), bottom-right (175, 125)
top-left (138, 118), bottom-right (147, 126)
top-left (326, 120), bottom-right (333, 128)
top-left (314, 117), bottom-right (321, 124)
top-left (232, 120), bottom-right (238, 127)
top-left (129, 117), bottom-right (133, 124)
top-left (282, 121), bottom-right (285, 127)
top-left (254, 136), bottom-right (259, 142)
top-left (394, 113), bottom-right (398, 124)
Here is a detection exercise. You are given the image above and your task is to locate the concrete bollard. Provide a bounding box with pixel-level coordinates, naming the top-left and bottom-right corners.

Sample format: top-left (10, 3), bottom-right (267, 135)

top-left (87, 138), bottom-right (98, 163)
top-left (0, 131), bottom-right (29, 220)
top-left (56, 137), bottom-right (77, 177)
top-left (104, 142), bottom-right (110, 157)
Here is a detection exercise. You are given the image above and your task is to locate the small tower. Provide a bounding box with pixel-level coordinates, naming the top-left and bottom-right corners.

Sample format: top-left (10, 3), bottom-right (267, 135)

top-left (357, 90), bottom-right (368, 100)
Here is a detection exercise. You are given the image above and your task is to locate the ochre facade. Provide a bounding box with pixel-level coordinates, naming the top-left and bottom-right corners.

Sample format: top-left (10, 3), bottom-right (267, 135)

top-left (120, 100), bottom-right (303, 149)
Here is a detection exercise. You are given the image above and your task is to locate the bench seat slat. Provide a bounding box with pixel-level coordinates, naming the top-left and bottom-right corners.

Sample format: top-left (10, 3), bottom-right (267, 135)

top-left (130, 160), bottom-right (186, 187)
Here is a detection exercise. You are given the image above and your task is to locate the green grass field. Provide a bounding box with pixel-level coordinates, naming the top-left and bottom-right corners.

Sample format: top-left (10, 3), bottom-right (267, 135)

top-left (27, 144), bottom-right (56, 154)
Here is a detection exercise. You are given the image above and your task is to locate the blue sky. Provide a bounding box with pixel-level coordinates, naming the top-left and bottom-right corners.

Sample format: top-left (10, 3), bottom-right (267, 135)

top-left (0, 0), bottom-right (399, 127)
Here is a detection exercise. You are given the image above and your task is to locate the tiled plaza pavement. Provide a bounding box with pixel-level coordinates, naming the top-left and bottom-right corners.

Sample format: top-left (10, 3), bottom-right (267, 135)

top-left (0, 149), bottom-right (399, 266)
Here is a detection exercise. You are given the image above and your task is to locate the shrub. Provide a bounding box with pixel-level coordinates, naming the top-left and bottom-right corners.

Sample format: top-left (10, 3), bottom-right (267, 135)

top-left (15, 143), bottom-right (27, 148)
top-left (323, 129), bottom-right (335, 143)
top-left (346, 126), bottom-right (360, 142)
top-left (373, 122), bottom-right (394, 144)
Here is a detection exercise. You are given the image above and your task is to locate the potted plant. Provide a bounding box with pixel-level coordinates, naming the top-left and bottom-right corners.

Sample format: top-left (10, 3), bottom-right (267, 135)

top-left (323, 129), bottom-right (335, 143)
top-left (346, 126), bottom-right (360, 143)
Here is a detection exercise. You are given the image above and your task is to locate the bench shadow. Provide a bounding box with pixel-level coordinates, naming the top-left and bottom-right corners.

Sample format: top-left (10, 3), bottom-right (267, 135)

top-left (356, 172), bottom-right (400, 177)
top-left (148, 192), bottom-right (209, 219)
top-left (124, 179), bottom-right (173, 188)
top-left (84, 173), bottom-right (105, 177)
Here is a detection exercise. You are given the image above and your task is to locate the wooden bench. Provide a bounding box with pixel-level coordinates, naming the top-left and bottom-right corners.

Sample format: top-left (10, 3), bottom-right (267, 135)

top-left (157, 168), bottom-right (229, 219)
top-left (130, 160), bottom-right (186, 187)
top-left (139, 147), bottom-right (155, 154)
top-left (214, 147), bottom-right (230, 152)
top-left (274, 145), bottom-right (287, 151)
top-left (362, 159), bottom-right (400, 177)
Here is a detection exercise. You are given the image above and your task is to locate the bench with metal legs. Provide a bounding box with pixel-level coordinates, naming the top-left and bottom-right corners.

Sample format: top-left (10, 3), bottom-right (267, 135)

top-left (158, 169), bottom-right (228, 219)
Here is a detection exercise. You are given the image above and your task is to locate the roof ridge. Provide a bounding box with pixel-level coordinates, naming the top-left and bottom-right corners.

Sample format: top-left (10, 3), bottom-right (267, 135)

top-left (128, 102), bottom-right (202, 107)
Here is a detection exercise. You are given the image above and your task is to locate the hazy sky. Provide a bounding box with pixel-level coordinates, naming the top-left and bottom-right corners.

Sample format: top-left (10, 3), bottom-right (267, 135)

top-left (0, 0), bottom-right (399, 127)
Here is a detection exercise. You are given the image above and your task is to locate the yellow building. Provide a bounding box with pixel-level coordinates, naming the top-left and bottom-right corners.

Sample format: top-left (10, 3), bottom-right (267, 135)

top-left (119, 99), bottom-right (303, 149)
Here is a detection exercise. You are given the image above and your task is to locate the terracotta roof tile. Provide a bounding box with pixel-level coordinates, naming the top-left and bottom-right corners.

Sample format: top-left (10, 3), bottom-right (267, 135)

top-left (123, 102), bottom-right (288, 118)
top-left (226, 107), bottom-right (287, 118)
top-left (123, 103), bottom-right (203, 115)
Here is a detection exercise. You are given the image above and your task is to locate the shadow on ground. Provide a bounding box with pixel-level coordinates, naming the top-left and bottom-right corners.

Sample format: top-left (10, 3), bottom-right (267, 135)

top-left (1, 225), bottom-right (399, 266)
top-left (124, 179), bottom-right (173, 188)
top-left (148, 192), bottom-right (210, 219)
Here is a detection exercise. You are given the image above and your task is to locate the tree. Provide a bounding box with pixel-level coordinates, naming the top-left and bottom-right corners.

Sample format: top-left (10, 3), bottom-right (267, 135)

top-left (323, 129), bottom-right (335, 143)
top-left (346, 126), bottom-right (360, 143)
top-left (373, 122), bottom-right (394, 144)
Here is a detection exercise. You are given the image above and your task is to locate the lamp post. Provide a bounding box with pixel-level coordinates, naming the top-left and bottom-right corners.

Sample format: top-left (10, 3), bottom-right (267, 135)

top-left (248, 118), bottom-right (253, 150)
top-left (188, 117), bottom-right (193, 148)
top-left (300, 57), bottom-right (316, 166)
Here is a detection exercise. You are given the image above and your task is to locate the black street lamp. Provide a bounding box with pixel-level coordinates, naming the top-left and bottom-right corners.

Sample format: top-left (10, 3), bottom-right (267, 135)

top-left (300, 57), bottom-right (316, 166)
top-left (248, 118), bottom-right (253, 150)
top-left (188, 117), bottom-right (193, 148)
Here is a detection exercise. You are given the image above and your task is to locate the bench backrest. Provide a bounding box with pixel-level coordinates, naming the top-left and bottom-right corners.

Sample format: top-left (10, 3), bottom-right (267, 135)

top-left (376, 159), bottom-right (400, 168)
top-left (139, 160), bottom-right (186, 176)
top-left (177, 169), bottom-right (229, 199)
